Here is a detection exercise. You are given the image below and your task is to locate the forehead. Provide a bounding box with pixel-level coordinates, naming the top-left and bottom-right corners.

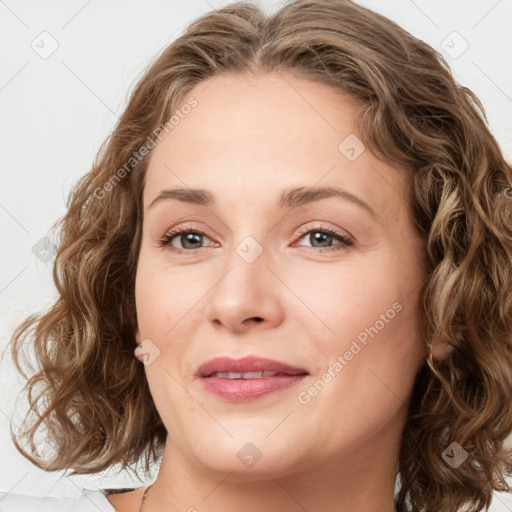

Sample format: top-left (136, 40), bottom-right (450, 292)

top-left (143, 71), bottom-right (411, 222)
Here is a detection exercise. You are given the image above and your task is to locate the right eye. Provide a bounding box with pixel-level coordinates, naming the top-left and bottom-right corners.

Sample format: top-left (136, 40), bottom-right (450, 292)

top-left (158, 224), bottom-right (218, 253)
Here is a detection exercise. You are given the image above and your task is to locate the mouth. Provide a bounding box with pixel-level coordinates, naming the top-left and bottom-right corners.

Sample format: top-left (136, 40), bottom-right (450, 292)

top-left (196, 356), bottom-right (309, 401)
top-left (206, 370), bottom-right (304, 379)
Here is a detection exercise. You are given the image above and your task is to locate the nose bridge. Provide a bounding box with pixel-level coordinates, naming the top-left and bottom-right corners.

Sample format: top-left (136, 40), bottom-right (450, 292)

top-left (216, 232), bottom-right (270, 306)
top-left (220, 209), bottom-right (272, 275)
top-left (204, 230), bottom-right (284, 331)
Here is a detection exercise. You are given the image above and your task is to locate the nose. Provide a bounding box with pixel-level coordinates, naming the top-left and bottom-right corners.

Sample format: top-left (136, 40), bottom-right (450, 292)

top-left (204, 245), bottom-right (285, 335)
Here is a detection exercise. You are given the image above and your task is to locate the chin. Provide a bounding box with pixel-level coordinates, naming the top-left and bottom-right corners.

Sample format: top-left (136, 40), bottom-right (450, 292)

top-left (188, 436), bottom-right (303, 480)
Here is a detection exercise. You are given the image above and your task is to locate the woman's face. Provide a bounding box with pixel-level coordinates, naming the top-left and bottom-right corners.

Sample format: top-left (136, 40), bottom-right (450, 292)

top-left (134, 71), bottom-right (427, 478)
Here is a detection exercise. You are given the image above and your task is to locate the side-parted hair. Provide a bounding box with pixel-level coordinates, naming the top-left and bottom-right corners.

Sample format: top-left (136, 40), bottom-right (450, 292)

top-left (7, 1), bottom-right (512, 510)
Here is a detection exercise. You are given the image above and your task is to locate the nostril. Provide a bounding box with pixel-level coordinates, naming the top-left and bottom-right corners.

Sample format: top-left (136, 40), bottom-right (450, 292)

top-left (252, 317), bottom-right (263, 322)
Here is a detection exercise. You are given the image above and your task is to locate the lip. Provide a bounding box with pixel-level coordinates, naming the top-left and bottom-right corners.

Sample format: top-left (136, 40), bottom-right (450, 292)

top-left (196, 356), bottom-right (308, 378)
top-left (196, 356), bottom-right (309, 402)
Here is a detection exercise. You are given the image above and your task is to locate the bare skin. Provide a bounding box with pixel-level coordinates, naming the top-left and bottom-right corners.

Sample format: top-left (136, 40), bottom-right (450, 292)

top-left (108, 71), bottom-right (439, 512)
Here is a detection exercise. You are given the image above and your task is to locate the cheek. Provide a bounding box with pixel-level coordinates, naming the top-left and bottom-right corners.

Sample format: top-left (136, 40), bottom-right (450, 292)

top-left (134, 250), bottom-right (206, 334)
top-left (304, 254), bottom-right (425, 380)
top-left (134, 255), bottom-right (199, 429)
top-left (303, 258), bottom-right (417, 335)
top-left (296, 263), bottom-right (424, 443)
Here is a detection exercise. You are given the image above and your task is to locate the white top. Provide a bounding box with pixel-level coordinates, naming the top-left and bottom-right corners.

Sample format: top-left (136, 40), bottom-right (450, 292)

top-left (0, 488), bottom-right (121, 511)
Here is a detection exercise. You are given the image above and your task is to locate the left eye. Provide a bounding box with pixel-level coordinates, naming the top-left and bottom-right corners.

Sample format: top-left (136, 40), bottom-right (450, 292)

top-left (293, 227), bottom-right (353, 252)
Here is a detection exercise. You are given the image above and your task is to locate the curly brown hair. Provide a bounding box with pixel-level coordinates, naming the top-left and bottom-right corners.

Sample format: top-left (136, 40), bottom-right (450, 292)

top-left (6, 1), bottom-right (512, 510)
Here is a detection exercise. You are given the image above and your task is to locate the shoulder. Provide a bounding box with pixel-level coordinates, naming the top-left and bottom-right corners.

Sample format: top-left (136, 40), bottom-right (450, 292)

top-left (0, 488), bottom-right (116, 512)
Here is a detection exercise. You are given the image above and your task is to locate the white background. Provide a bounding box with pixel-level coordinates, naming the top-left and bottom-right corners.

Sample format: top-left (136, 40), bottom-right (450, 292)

top-left (1, 0), bottom-right (511, 507)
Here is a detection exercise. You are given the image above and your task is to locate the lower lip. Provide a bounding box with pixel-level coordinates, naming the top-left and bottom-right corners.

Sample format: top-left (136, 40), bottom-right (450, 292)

top-left (200, 375), bottom-right (308, 401)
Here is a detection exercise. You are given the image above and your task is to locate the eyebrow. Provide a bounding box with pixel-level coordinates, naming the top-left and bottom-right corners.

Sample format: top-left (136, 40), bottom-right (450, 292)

top-left (148, 186), bottom-right (377, 218)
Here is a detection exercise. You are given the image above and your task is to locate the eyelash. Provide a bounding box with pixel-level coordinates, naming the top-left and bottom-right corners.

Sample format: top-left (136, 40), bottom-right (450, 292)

top-left (157, 223), bottom-right (353, 254)
top-left (295, 225), bottom-right (353, 252)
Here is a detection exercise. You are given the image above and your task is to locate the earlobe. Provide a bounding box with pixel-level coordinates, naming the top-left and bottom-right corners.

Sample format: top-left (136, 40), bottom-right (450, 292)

top-left (430, 336), bottom-right (458, 361)
top-left (134, 326), bottom-right (141, 344)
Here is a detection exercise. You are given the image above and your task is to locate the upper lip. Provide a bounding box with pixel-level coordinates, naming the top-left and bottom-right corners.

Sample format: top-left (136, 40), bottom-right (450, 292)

top-left (196, 356), bottom-right (309, 378)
